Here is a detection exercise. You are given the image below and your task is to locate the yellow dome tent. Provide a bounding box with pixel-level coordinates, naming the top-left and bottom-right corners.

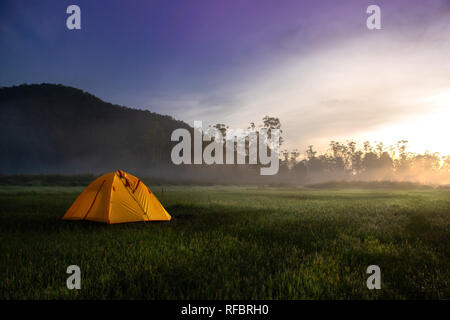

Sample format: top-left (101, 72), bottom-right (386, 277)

top-left (62, 170), bottom-right (171, 224)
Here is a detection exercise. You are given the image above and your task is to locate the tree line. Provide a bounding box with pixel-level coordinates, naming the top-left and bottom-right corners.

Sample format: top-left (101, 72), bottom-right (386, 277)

top-left (202, 117), bottom-right (450, 186)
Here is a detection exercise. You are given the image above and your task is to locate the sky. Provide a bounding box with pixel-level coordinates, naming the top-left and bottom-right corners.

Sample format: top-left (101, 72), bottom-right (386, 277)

top-left (1, 0), bottom-right (449, 155)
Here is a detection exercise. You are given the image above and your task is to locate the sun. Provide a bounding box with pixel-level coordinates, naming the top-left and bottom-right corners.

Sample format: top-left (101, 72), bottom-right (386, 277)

top-left (362, 90), bottom-right (450, 156)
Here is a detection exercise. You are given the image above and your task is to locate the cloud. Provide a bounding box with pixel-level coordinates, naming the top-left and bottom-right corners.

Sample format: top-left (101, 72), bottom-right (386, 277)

top-left (2, 0), bottom-right (449, 156)
top-left (175, 6), bottom-right (450, 155)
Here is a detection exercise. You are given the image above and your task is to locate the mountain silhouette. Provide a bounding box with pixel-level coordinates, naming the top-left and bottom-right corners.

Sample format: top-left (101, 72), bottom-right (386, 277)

top-left (0, 83), bottom-right (190, 174)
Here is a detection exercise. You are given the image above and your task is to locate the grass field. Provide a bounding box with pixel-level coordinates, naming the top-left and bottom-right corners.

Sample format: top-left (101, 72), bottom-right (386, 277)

top-left (0, 185), bottom-right (449, 299)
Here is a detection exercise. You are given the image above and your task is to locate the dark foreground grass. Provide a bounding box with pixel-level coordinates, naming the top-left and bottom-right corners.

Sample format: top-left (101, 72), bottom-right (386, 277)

top-left (0, 185), bottom-right (449, 299)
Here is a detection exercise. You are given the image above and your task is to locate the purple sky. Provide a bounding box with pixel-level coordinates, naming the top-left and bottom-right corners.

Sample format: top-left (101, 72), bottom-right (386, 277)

top-left (1, 0), bottom-right (449, 154)
top-left (0, 1), bottom-right (365, 106)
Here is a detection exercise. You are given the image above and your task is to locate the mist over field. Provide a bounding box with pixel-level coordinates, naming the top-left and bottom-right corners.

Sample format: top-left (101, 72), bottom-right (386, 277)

top-left (1, 84), bottom-right (449, 187)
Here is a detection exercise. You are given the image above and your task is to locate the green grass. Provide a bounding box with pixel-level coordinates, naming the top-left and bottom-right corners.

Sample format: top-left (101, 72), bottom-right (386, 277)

top-left (0, 185), bottom-right (449, 299)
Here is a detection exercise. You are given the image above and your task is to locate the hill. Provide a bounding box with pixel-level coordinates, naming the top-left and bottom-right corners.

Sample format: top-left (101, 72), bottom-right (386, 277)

top-left (0, 84), bottom-right (190, 175)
